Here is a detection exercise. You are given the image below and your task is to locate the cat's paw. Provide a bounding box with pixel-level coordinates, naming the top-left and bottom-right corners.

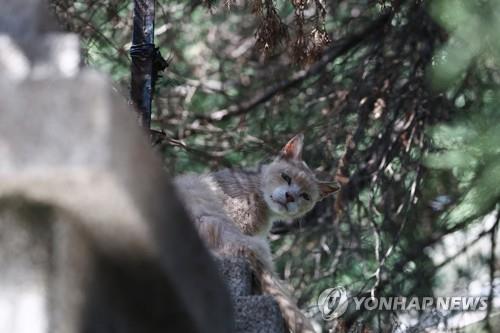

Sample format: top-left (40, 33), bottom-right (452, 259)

top-left (220, 236), bottom-right (273, 271)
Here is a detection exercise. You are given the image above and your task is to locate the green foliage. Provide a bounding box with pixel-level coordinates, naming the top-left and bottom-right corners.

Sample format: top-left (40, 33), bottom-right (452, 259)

top-left (428, 0), bottom-right (500, 226)
top-left (429, 0), bottom-right (500, 89)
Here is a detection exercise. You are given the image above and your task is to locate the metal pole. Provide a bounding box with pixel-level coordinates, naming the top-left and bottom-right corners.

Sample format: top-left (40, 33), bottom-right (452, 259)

top-left (130, 0), bottom-right (156, 130)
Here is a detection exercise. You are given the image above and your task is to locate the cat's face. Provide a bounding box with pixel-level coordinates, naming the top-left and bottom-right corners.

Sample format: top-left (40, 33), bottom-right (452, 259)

top-left (262, 134), bottom-right (339, 219)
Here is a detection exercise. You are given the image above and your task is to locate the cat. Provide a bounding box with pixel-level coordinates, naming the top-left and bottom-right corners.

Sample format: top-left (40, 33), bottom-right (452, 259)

top-left (173, 134), bottom-right (339, 333)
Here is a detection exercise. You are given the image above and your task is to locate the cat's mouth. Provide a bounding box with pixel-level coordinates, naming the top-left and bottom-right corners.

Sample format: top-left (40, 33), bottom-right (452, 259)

top-left (270, 196), bottom-right (288, 211)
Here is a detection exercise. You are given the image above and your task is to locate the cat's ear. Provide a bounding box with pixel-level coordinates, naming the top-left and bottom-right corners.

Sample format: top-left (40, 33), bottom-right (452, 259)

top-left (279, 133), bottom-right (304, 160)
top-left (318, 181), bottom-right (340, 199)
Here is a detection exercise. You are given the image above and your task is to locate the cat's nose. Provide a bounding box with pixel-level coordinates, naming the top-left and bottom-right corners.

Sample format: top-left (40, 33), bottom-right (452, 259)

top-left (285, 191), bottom-right (295, 203)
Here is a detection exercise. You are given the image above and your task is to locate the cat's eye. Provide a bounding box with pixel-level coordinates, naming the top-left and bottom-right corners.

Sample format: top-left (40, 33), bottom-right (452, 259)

top-left (281, 173), bottom-right (291, 185)
top-left (301, 193), bottom-right (310, 201)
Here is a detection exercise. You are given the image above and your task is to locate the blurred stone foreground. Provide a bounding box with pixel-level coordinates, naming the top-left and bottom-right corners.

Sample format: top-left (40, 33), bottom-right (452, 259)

top-left (0, 0), bottom-right (232, 332)
top-left (0, 1), bottom-right (284, 332)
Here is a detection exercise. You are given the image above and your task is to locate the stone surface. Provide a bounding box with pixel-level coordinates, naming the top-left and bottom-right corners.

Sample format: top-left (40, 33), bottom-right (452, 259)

top-left (0, 35), bottom-right (30, 80)
top-left (0, 72), bottom-right (233, 333)
top-left (0, 0), bottom-right (79, 81)
top-left (234, 295), bottom-right (285, 333)
top-left (0, 201), bottom-right (55, 333)
top-left (0, 0), bottom-right (55, 39)
top-left (218, 257), bottom-right (285, 333)
top-left (29, 33), bottom-right (81, 78)
top-left (0, 32), bottom-right (81, 81)
top-left (218, 257), bottom-right (253, 298)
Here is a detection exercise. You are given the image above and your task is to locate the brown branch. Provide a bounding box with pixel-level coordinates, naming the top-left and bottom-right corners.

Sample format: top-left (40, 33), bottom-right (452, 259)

top-left (199, 12), bottom-right (391, 122)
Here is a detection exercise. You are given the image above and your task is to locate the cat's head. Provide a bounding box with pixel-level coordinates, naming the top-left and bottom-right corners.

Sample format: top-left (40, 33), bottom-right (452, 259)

top-left (262, 134), bottom-right (339, 219)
